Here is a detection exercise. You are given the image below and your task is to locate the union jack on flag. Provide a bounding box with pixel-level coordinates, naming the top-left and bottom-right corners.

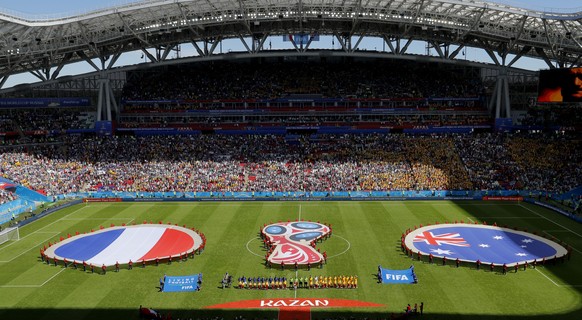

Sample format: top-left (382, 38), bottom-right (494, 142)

top-left (413, 231), bottom-right (470, 247)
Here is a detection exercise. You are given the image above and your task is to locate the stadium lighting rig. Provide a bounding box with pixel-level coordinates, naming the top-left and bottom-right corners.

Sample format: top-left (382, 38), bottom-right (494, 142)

top-left (0, 0), bottom-right (580, 91)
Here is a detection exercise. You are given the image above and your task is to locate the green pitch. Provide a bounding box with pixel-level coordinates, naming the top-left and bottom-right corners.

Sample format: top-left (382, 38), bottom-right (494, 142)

top-left (0, 201), bottom-right (581, 320)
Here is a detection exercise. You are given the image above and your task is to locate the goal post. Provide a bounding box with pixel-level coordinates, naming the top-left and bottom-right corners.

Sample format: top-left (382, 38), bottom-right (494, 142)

top-left (0, 227), bottom-right (19, 245)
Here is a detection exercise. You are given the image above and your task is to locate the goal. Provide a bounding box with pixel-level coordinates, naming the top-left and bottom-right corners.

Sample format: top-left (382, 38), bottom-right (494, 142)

top-left (0, 227), bottom-right (19, 245)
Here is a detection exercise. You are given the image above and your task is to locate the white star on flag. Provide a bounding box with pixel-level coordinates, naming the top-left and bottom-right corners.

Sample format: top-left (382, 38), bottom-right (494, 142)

top-left (521, 245), bottom-right (527, 248)
top-left (522, 239), bottom-right (533, 243)
top-left (479, 244), bottom-right (490, 248)
top-left (430, 248), bottom-right (453, 255)
top-left (516, 253), bottom-right (528, 257)
top-left (493, 236), bottom-right (504, 240)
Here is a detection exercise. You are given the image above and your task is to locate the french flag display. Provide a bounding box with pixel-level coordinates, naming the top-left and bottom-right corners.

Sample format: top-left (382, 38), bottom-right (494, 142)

top-left (45, 225), bottom-right (202, 266)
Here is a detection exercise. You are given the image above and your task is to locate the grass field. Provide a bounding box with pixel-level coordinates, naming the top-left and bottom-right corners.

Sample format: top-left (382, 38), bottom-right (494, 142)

top-left (0, 200), bottom-right (581, 320)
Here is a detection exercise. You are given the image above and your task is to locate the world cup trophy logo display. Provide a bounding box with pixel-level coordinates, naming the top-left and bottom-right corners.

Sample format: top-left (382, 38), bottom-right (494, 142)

top-left (262, 221), bottom-right (330, 265)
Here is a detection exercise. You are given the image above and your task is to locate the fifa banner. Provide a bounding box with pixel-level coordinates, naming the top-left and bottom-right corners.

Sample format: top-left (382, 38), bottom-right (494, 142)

top-left (0, 98), bottom-right (90, 108)
top-left (380, 266), bottom-right (417, 284)
top-left (95, 121), bottom-right (113, 136)
top-left (162, 274), bottom-right (200, 292)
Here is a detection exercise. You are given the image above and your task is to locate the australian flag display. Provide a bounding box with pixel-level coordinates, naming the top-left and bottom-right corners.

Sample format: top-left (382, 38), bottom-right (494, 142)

top-left (162, 274), bottom-right (201, 292)
top-left (406, 224), bottom-right (567, 266)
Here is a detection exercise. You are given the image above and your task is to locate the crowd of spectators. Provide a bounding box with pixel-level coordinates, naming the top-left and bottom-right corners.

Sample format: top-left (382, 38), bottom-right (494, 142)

top-left (122, 60), bottom-right (484, 101)
top-left (508, 134), bottom-right (582, 193)
top-left (0, 189), bottom-right (17, 205)
top-left (0, 108), bottom-right (95, 132)
top-left (0, 108), bottom-right (96, 147)
top-left (519, 107), bottom-right (582, 128)
top-left (454, 133), bottom-right (523, 190)
top-left (455, 133), bottom-right (582, 193)
top-left (117, 113), bottom-right (492, 129)
top-left (0, 116), bottom-right (15, 132)
top-left (0, 133), bottom-right (579, 197)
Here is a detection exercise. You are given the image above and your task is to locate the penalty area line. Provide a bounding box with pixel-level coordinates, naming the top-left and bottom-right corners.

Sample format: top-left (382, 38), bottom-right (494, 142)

top-left (0, 268), bottom-right (66, 288)
top-left (40, 268), bottom-right (66, 286)
top-left (0, 231), bottom-right (60, 254)
top-left (0, 232), bottom-right (61, 262)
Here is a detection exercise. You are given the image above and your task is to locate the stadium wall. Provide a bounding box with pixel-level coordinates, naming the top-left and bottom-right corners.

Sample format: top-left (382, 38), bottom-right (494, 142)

top-left (0, 199), bottom-right (36, 225)
top-left (69, 190), bottom-right (537, 203)
top-left (2, 190), bottom-right (580, 228)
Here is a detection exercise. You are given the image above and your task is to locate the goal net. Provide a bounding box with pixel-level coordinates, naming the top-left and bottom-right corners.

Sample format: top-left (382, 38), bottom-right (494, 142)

top-left (0, 227), bottom-right (19, 245)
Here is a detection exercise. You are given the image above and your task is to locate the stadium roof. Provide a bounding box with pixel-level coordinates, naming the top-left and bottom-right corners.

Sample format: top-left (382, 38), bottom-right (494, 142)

top-left (0, 0), bottom-right (581, 88)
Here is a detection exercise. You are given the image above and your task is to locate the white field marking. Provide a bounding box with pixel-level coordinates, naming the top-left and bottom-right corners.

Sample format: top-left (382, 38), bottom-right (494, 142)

top-left (0, 227), bottom-right (63, 252)
top-left (30, 205), bottom-right (91, 234)
top-left (245, 238), bottom-right (262, 257)
top-left (60, 218), bottom-right (135, 221)
top-left (104, 202), bottom-right (294, 206)
top-left (542, 231), bottom-right (582, 255)
top-left (475, 217), bottom-right (542, 219)
top-left (0, 268), bottom-right (66, 288)
top-left (110, 202), bottom-right (522, 207)
top-left (404, 203), bottom-right (521, 206)
top-left (294, 270), bottom-right (299, 299)
top-left (326, 235), bottom-right (351, 259)
top-left (0, 284), bottom-right (40, 288)
top-left (535, 268), bottom-right (561, 287)
top-left (0, 205), bottom-right (89, 253)
top-left (0, 228), bottom-right (58, 250)
top-left (39, 267), bottom-right (66, 286)
top-left (466, 217), bottom-right (475, 223)
top-left (0, 232), bottom-right (60, 263)
top-left (1, 217), bottom-right (142, 264)
top-left (298, 204), bottom-right (302, 221)
top-left (519, 204), bottom-right (582, 238)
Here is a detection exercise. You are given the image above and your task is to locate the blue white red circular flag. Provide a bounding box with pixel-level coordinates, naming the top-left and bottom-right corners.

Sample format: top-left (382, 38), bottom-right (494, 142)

top-left (405, 224), bottom-right (567, 266)
top-left (43, 225), bottom-right (202, 266)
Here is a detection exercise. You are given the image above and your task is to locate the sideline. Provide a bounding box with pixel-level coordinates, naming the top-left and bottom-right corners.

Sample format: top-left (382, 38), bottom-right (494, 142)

top-left (535, 268), bottom-right (561, 287)
top-left (533, 268), bottom-right (582, 288)
top-left (519, 204), bottom-right (582, 238)
top-left (542, 231), bottom-right (582, 255)
top-left (475, 216), bottom-right (542, 219)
